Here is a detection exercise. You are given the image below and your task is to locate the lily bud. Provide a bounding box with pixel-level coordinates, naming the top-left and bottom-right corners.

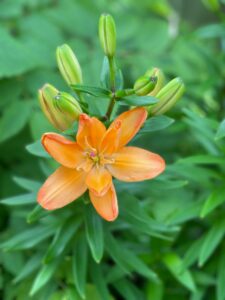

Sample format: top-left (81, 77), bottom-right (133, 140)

top-left (56, 44), bottom-right (83, 86)
top-left (145, 67), bottom-right (165, 96)
top-left (99, 14), bottom-right (116, 57)
top-left (149, 77), bottom-right (185, 115)
top-left (39, 84), bottom-right (82, 131)
top-left (134, 75), bottom-right (157, 96)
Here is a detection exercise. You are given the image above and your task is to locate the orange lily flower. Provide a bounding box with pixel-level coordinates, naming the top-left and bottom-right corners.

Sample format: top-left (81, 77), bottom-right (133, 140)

top-left (38, 107), bottom-right (165, 221)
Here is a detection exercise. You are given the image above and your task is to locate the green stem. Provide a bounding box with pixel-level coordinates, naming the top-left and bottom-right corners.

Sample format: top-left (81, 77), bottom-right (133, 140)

top-left (105, 56), bottom-right (116, 120)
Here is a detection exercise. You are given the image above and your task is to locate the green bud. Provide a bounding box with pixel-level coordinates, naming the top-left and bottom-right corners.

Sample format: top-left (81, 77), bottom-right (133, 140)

top-left (99, 14), bottom-right (116, 57)
top-left (56, 44), bottom-right (83, 86)
top-left (134, 75), bottom-right (157, 96)
top-left (39, 84), bottom-right (82, 131)
top-left (149, 77), bottom-right (185, 115)
top-left (145, 67), bottom-right (165, 96)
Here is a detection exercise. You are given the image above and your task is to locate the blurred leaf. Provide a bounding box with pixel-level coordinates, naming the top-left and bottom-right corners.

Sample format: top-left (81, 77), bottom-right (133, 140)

top-left (44, 218), bottom-right (81, 263)
top-left (202, 0), bottom-right (220, 11)
top-left (90, 260), bottom-right (112, 300)
top-left (0, 28), bottom-right (38, 77)
top-left (72, 234), bottom-right (88, 299)
top-left (0, 193), bottom-right (36, 206)
top-left (13, 176), bottom-right (41, 192)
top-left (85, 205), bottom-right (104, 263)
top-left (196, 23), bottom-right (225, 39)
top-left (182, 237), bottom-right (204, 270)
top-left (118, 95), bottom-right (158, 106)
top-left (138, 115), bottom-right (174, 134)
top-left (0, 101), bottom-right (31, 143)
top-left (217, 248), bottom-right (225, 300)
top-left (0, 225), bottom-right (55, 251)
top-left (71, 84), bottom-right (111, 97)
top-left (146, 281), bottom-right (164, 300)
top-left (215, 119), bottom-right (225, 140)
top-left (106, 232), bottom-right (159, 282)
top-left (162, 252), bottom-right (196, 292)
top-left (26, 139), bottom-right (50, 158)
top-left (13, 253), bottom-right (43, 284)
top-left (200, 187), bottom-right (225, 218)
top-left (113, 278), bottom-right (145, 300)
top-left (198, 219), bottom-right (225, 267)
top-left (30, 259), bottom-right (59, 296)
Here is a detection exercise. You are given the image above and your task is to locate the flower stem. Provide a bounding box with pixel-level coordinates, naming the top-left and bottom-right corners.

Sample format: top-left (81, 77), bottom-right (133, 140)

top-left (105, 56), bottom-right (116, 120)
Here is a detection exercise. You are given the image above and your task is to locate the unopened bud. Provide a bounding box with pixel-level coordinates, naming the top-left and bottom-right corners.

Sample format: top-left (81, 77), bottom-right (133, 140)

top-left (56, 44), bottom-right (83, 86)
top-left (99, 14), bottom-right (116, 57)
top-left (39, 84), bottom-right (82, 131)
top-left (149, 77), bottom-right (185, 115)
top-left (134, 75), bottom-right (157, 96)
top-left (145, 68), bottom-right (165, 96)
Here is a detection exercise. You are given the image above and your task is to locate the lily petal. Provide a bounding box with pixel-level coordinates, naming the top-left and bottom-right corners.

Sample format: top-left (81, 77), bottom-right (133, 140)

top-left (38, 166), bottom-right (87, 210)
top-left (42, 133), bottom-right (84, 169)
top-left (101, 107), bottom-right (147, 152)
top-left (107, 146), bottom-right (165, 182)
top-left (89, 183), bottom-right (118, 221)
top-left (77, 114), bottom-right (106, 150)
top-left (86, 166), bottom-right (112, 196)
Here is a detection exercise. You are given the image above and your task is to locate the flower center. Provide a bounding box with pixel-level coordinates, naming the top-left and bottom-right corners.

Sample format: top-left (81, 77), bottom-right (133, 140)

top-left (89, 150), bottom-right (100, 164)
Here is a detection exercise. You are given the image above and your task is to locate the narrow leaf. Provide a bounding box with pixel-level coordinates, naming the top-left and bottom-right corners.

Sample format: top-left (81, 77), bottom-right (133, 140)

top-left (44, 218), bottom-right (81, 263)
top-left (71, 84), bottom-right (111, 97)
top-left (200, 187), bottom-right (225, 218)
top-left (26, 140), bottom-right (50, 158)
top-left (85, 205), bottom-right (104, 263)
top-left (139, 115), bottom-right (174, 134)
top-left (0, 193), bottom-right (36, 206)
top-left (30, 259), bottom-right (59, 296)
top-left (72, 234), bottom-right (88, 299)
top-left (217, 248), bottom-right (225, 300)
top-left (198, 219), bottom-right (225, 267)
top-left (162, 252), bottom-right (196, 292)
top-left (118, 95), bottom-right (158, 106)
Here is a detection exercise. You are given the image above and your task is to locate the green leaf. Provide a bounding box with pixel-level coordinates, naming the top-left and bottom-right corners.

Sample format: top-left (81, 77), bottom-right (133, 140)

top-left (178, 155), bottom-right (225, 165)
top-left (71, 84), bottom-right (111, 97)
top-left (106, 232), bottom-right (158, 282)
top-left (215, 119), bottom-right (225, 140)
top-left (13, 176), bottom-right (41, 192)
top-left (138, 115), bottom-right (174, 134)
top-left (0, 193), bottom-right (36, 206)
top-left (113, 278), bottom-right (144, 300)
top-left (100, 56), bottom-right (110, 89)
top-left (146, 281), bottom-right (164, 300)
top-left (198, 219), bottom-right (225, 267)
top-left (30, 259), bottom-right (59, 296)
top-left (162, 252), bottom-right (196, 292)
top-left (26, 139), bottom-right (50, 158)
top-left (85, 205), bottom-right (104, 263)
top-left (0, 225), bottom-right (55, 251)
top-left (200, 187), bottom-right (225, 218)
top-left (217, 248), bottom-right (225, 300)
top-left (100, 56), bottom-right (123, 90)
top-left (0, 28), bottom-right (39, 77)
top-left (182, 237), bottom-right (204, 270)
top-left (196, 23), bottom-right (225, 39)
top-left (118, 95), bottom-right (158, 106)
top-left (27, 205), bottom-right (48, 224)
top-left (13, 253), bottom-right (43, 284)
top-left (0, 101), bottom-right (31, 143)
top-left (90, 260), bottom-right (112, 300)
top-left (72, 234), bottom-right (88, 299)
top-left (44, 218), bottom-right (81, 263)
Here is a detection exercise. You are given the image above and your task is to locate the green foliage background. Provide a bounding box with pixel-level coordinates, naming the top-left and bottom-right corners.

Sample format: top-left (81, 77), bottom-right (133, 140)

top-left (0, 0), bottom-right (225, 299)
